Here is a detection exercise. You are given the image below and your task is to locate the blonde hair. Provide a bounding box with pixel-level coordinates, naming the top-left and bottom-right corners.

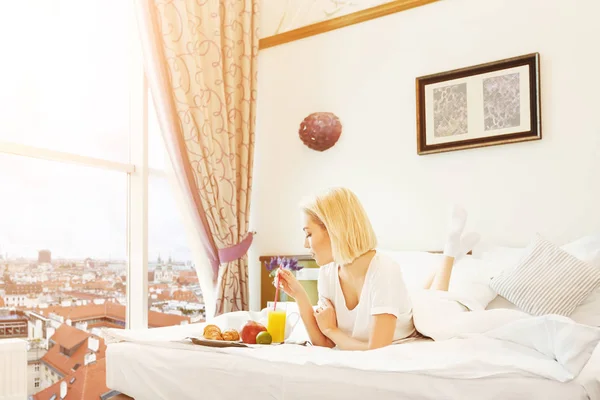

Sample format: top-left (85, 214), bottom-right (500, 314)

top-left (301, 187), bottom-right (377, 266)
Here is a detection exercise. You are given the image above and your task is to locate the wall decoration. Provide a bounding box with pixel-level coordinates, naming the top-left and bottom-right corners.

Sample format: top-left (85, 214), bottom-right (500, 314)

top-left (299, 112), bottom-right (342, 151)
top-left (259, 0), bottom-right (438, 49)
top-left (416, 53), bottom-right (541, 155)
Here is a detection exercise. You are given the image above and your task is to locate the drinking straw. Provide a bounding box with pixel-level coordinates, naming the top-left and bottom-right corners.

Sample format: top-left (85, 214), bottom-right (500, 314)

top-left (273, 267), bottom-right (281, 311)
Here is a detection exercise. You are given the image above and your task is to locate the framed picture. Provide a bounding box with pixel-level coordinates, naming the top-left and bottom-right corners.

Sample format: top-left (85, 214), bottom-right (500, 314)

top-left (416, 53), bottom-right (541, 155)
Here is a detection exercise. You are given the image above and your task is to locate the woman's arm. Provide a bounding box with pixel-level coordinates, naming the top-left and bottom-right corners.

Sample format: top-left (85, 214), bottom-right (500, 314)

top-left (297, 292), bottom-right (335, 348)
top-left (277, 268), bottom-right (334, 348)
top-left (324, 314), bottom-right (397, 350)
top-left (323, 328), bottom-right (367, 350)
top-left (315, 298), bottom-right (396, 350)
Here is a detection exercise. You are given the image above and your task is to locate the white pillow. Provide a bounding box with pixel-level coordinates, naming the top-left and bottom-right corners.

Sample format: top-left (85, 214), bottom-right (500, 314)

top-left (562, 234), bottom-right (600, 268)
top-left (448, 257), bottom-right (500, 309)
top-left (479, 245), bottom-right (525, 267)
top-left (489, 235), bottom-right (600, 317)
top-left (480, 234), bottom-right (600, 270)
top-left (564, 235), bottom-right (600, 326)
top-left (377, 250), bottom-right (439, 288)
top-left (379, 250), bottom-right (498, 309)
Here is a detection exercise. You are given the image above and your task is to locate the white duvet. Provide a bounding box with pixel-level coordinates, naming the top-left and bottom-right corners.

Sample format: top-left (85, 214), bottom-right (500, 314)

top-left (104, 291), bottom-right (600, 384)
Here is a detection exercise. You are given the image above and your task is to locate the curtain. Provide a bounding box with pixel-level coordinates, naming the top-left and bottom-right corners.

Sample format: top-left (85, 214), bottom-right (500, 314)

top-left (135, 0), bottom-right (259, 316)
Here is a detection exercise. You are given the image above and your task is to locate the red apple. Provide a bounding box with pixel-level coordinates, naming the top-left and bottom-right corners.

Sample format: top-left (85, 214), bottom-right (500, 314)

top-left (240, 320), bottom-right (267, 344)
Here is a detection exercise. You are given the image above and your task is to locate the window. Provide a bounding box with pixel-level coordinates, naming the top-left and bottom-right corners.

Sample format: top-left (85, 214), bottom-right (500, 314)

top-left (35, 364), bottom-right (40, 372)
top-left (0, 0), bottom-right (209, 395)
top-left (34, 378), bottom-right (40, 388)
top-left (148, 175), bottom-right (203, 325)
top-left (0, 154), bottom-right (127, 287)
top-left (147, 101), bottom-right (204, 326)
top-left (0, 0), bottom-right (149, 396)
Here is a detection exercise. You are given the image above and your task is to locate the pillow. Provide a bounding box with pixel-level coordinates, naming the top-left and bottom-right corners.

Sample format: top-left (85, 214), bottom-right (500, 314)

top-left (570, 290), bottom-right (600, 327)
top-left (377, 250), bottom-right (439, 288)
top-left (489, 235), bottom-right (600, 317)
top-left (479, 234), bottom-right (600, 270)
top-left (563, 235), bottom-right (600, 326)
top-left (483, 234), bottom-right (600, 326)
top-left (448, 257), bottom-right (500, 309)
top-left (562, 234), bottom-right (600, 268)
top-left (478, 245), bottom-right (525, 267)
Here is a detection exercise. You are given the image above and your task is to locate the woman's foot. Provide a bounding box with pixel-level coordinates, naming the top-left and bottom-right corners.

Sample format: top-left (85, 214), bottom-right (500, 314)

top-left (443, 205), bottom-right (467, 258)
top-left (455, 232), bottom-right (481, 261)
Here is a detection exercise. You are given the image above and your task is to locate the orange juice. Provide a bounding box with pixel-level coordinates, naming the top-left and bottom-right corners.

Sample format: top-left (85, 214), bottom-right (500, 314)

top-left (267, 310), bottom-right (287, 343)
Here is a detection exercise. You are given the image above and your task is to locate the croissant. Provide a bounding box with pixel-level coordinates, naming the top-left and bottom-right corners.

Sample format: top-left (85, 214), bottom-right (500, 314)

top-left (222, 329), bottom-right (240, 341)
top-left (203, 324), bottom-right (221, 336)
top-left (204, 331), bottom-right (224, 341)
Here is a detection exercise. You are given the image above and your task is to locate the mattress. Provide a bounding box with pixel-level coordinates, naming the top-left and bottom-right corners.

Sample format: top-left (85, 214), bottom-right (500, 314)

top-left (106, 341), bottom-right (591, 400)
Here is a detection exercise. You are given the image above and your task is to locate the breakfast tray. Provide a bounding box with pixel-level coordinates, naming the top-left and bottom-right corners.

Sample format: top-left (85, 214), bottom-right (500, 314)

top-left (187, 337), bottom-right (311, 348)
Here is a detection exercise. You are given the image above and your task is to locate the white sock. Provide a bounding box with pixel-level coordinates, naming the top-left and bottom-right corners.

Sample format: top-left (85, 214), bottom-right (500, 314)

top-left (443, 205), bottom-right (467, 258)
top-left (454, 232), bottom-right (481, 262)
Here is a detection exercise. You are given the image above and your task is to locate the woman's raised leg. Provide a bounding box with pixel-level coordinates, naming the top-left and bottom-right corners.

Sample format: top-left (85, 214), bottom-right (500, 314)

top-left (423, 206), bottom-right (479, 291)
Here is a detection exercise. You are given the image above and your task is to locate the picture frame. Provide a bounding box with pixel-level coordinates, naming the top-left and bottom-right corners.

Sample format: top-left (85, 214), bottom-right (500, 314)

top-left (416, 53), bottom-right (541, 155)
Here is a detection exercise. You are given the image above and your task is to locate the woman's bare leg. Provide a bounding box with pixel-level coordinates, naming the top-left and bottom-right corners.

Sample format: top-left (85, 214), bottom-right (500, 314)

top-left (423, 206), bottom-right (479, 291)
top-left (423, 232), bottom-right (481, 289)
top-left (428, 255), bottom-right (455, 291)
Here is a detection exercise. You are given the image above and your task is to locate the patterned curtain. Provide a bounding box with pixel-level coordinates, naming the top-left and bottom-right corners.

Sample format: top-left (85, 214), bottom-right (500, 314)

top-left (137, 0), bottom-right (259, 315)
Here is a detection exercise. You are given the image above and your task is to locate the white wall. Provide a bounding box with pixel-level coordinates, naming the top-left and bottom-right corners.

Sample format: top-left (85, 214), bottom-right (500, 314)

top-left (27, 363), bottom-right (41, 396)
top-left (249, 0), bottom-right (600, 310)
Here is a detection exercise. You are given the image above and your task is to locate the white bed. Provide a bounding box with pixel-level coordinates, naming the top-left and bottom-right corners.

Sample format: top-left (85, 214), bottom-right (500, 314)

top-left (106, 237), bottom-right (600, 400)
top-left (106, 339), bottom-right (592, 400)
top-left (105, 308), bottom-right (600, 400)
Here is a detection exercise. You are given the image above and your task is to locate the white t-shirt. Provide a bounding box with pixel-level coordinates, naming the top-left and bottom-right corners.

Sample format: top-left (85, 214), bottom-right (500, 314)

top-left (317, 251), bottom-right (416, 343)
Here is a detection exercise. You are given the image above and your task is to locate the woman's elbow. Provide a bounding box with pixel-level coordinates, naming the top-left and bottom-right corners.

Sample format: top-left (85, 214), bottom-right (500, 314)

top-left (367, 340), bottom-right (392, 350)
top-left (310, 335), bottom-right (335, 348)
top-left (317, 338), bottom-right (336, 348)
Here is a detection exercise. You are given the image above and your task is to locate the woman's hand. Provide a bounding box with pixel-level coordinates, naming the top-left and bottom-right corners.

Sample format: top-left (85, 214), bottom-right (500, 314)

top-left (314, 298), bottom-right (338, 336)
top-left (275, 268), bottom-right (307, 300)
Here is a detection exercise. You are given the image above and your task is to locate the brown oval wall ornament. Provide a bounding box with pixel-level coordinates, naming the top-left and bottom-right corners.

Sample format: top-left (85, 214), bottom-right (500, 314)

top-left (298, 112), bottom-right (342, 151)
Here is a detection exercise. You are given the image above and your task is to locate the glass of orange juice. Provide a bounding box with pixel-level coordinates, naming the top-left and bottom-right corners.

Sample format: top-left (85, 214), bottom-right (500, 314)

top-left (267, 304), bottom-right (287, 343)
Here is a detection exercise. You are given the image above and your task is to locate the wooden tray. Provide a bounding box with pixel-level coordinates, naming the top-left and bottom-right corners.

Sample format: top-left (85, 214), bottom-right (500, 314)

top-left (188, 337), bottom-right (312, 348)
top-left (188, 337), bottom-right (248, 348)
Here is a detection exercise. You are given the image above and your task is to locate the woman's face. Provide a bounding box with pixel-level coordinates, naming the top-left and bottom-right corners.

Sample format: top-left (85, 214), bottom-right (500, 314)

top-left (303, 213), bottom-right (333, 266)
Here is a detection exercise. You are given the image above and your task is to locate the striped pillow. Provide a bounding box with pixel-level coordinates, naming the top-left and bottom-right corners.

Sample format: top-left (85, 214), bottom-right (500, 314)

top-left (490, 235), bottom-right (600, 317)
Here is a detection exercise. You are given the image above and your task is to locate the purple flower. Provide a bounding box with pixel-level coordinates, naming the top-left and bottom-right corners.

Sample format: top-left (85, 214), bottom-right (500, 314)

top-left (266, 257), bottom-right (281, 272)
top-left (265, 256), bottom-right (303, 276)
top-left (283, 258), bottom-right (302, 271)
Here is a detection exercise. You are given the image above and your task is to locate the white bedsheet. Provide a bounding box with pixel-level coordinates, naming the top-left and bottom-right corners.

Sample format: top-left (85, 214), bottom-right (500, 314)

top-left (104, 305), bottom-right (600, 382)
top-left (104, 299), bottom-right (600, 399)
top-left (106, 341), bottom-right (591, 400)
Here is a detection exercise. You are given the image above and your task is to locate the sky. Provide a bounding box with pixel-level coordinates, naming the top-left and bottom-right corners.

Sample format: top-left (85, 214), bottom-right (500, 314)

top-left (0, 1), bottom-right (191, 262)
top-left (0, 155), bottom-right (192, 261)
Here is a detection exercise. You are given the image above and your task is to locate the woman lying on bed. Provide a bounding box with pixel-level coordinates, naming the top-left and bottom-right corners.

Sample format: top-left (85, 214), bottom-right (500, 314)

top-left (276, 187), bottom-right (478, 351)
